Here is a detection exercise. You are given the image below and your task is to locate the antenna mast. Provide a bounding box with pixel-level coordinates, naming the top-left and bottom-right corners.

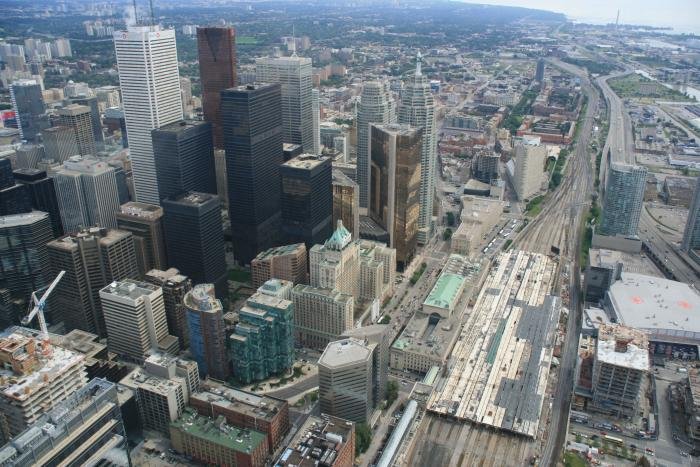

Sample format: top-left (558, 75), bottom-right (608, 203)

top-left (132, 0), bottom-right (138, 26)
top-left (149, 0), bottom-right (155, 26)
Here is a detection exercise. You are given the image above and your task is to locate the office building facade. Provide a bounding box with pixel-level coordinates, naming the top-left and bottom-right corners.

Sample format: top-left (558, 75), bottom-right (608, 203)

top-left (398, 53), bottom-right (437, 245)
top-left (10, 79), bottom-right (48, 142)
top-left (197, 26), bottom-right (237, 149)
top-left (53, 156), bottom-right (121, 233)
top-left (222, 84), bottom-right (283, 265)
top-left (332, 169), bottom-right (360, 240)
top-left (69, 95), bottom-right (104, 146)
top-left (369, 124), bottom-right (422, 270)
top-left (116, 202), bottom-right (167, 276)
top-left (251, 243), bottom-right (308, 289)
top-left (292, 284), bottom-right (354, 350)
top-left (683, 176), bottom-right (700, 252)
top-left (600, 163), bottom-right (647, 237)
top-left (162, 192), bottom-right (227, 297)
top-left (57, 104), bottom-right (96, 157)
top-left (0, 160), bottom-right (32, 217)
top-left (113, 26), bottom-right (183, 204)
top-left (145, 268), bottom-right (192, 348)
top-left (255, 56), bottom-right (314, 153)
top-left (184, 284), bottom-right (229, 380)
top-left (357, 81), bottom-right (395, 209)
top-left (48, 227), bottom-right (139, 335)
top-left (152, 120), bottom-right (216, 200)
top-left (280, 154), bottom-right (333, 249)
top-left (13, 168), bottom-right (63, 237)
top-left (41, 125), bottom-right (80, 163)
top-left (513, 138), bottom-right (547, 201)
top-left (229, 286), bottom-right (295, 384)
top-left (309, 220), bottom-right (360, 297)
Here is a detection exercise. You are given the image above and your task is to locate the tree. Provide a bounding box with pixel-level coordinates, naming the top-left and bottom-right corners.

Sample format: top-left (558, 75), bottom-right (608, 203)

top-left (446, 211), bottom-right (455, 226)
top-left (386, 380), bottom-right (399, 406)
top-left (635, 455), bottom-right (651, 467)
top-left (355, 423), bottom-right (372, 455)
top-left (443, 228), bottom-right (453, 241)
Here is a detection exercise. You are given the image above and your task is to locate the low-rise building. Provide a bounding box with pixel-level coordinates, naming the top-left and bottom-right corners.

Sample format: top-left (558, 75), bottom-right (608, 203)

top-left (274, 414), bottom-right (355, 467)
top-left (451, 195), bottom-right (504, 258)
top-left (170, 408), bottom-right (268, 467)
top-left (189, 379), bottom-right (290, 454)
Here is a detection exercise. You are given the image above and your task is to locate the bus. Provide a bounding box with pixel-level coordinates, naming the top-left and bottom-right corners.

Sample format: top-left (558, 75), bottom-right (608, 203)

top-left (604, 435), bottom-right (624, 447)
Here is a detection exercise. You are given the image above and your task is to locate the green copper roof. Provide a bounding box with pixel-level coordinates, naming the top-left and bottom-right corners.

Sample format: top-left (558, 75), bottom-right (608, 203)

top-left (325, 220), bottom-right (352, 251)
top-left (423, 273), bottom-right (466, 311)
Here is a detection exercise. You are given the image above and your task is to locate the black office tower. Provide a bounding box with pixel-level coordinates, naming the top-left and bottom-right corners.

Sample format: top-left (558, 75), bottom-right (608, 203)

top-left (13, 168), bottom-right (64, 237)
top-left (162, 192), bottom-right (227, 298)
top-left (152, 120), bottom-right (217, 201)
top-left (222, 84), bottom-right (283, 265)
top-left (280, 154), bottom-right (333, 249)
top-left (0, 159), bottom-right (32, 216)
top-left (10, 80), bottom-right (49, 142)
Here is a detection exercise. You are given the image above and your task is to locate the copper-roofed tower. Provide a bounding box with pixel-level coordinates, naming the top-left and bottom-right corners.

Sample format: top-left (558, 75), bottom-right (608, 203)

top-left (197, 27), bottom-right (236, 149)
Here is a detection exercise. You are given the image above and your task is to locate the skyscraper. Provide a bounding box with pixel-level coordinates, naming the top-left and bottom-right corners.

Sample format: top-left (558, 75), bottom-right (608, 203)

top-left (309, 220), bottom-right (360, 297)
top-left (312, 88), bottom-right (321, 154)
top-left (318, 338), bottom-right (374, 423)
top-left (48, 227), bottom-right (139, 335)
top-left (398, 53), bottom-right (437, 245)
top-left (57, 104), bottom-right (96, 157)
top-left (357, 81), bottom-right (395, 209)
top-left (513, 137), bottom-right (547, 201)
top-left (41, 125), bottom-right (79, 163)
top-left (683, 177), bottom-right (700, 252)
top-left (197, 26), bottom-right (236, 149)
top-left (114, 26), bottom-right (183, 204)
top-left (255, 56), bottom-right (314, 152)
top-left (100, 279), bottom-right (179, 362)
top-left (0, 212), bottom-right (52, 326)
top-left (251, 243), bottom-right (308, 289)
top-left (116, 202), bottom-right (168, 275)
top-left (222, 84), bottom-right (283, 265)
top-left (291, 284), bottom-right (354, 350)
top-left (0, 159), bottom-right (32, 217)
top-left (332, 169), bottom-right (360, 240)
top-left (162, 192), bottom-right (227, 297)
top-left (600, 163), bottom-right (647, 237)
top-left (145, 268), bottom-right (193, 349)
top-left (69, 95), bottom-right (104, 146)
top-left (229, 284), bottom-right (295, 384)
top-left (10, 79), bottom-right (49, 142)
top-left (280, 154), bottom-right (333, 249)
top-left (15, 143), bottom-right (45, 170)
top-left (13, 168), bottom-right (64, 237)
top-left (184, 284), bottom-right (229, 380)
top-left (369, 124), bottom-right (422, 270)
top-left (152, 120), bottom-right (216, 200)
top-left (535, 57), bottom-right (546, 83)
top-left (53, 156), bottom-right (121, 233)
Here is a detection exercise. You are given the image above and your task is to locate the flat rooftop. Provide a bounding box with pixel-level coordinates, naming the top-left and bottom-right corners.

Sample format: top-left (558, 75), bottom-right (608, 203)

top-left (100, 279), bottom-right (158, 300)
top-left (192, 379), bottom-right (287, 422)
top-left (155, 120), bottom-right (207, 133)
top-left (607, 272), bottom-right (700, 340)
top-left (253, 243), bottom-right (305, 261)
top-left (589, 248), bottom-right (661, 277)
top-left (373, 123), bottom-right (419, 137)
top-left (283, 154), bottom-right (328, 170)
top-left (0, 211), bottom-right (49, 229)
top-left (596, 324), bottom-right (649, 372)
top-left (169, 191), bottom-right (217, 206)
top-left (319, 338), bottom-right (372, 368)
top-left (171, 408), bottom-right (267, 454)
top-left (118, 202), bottom-right (163, 219)
top-left (274, 415), bottom-right (354, 467)
top-left (428, 250), bottom-right (559, 438)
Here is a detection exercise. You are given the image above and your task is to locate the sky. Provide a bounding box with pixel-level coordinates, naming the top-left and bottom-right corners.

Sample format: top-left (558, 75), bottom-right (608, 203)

top-left (470, 0), bottom-right (700, 34)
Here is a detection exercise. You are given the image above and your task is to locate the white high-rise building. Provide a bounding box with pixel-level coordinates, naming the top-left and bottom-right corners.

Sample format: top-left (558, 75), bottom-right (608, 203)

top-left (100, 279), bottom-right (178, 363)
top-left (357, 81), bottom-right (395, 209)
top-left (53, 156), bottom-right (121, 232)
top-left (255, 55), bottom-right (314, 153)
top-left (312, 88), bottom-right (321, 155)
top-left (513, 137), bottom-right (547, 201)
top-left (398, 53), bottom-right (437, 245)
top-left (113, 26), bottom-right (183, 205)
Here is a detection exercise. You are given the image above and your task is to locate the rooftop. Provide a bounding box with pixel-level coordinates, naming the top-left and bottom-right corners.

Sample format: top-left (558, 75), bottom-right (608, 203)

top-left (319, 338), bottom-right (372, 368)
top-left (100, 279), bottom-right (159, 301)
top-left (191, 379), bottom-right (287, 422)
top-left (48, 227), bottom-right (131, 251)
top-left (275, 414), bottom-right (354, 467)
top-left (118, 202), bottom-right (163, 219)
top-left (0, 211), bottom-right (49, 229)
top-left (331, 169), bottom-right (357, 188)
top-left (0, 328), bottom-right (85, 402)
top-left (253, 243), bottom-right (305, 261)
top-left (596, 324), bottom-right (650, 372)
top-left (171, 408), bottom-right (267, 454)
top-left (589, 248), bottom-right (661, 277)
top-left (120, 368), bottom-right (183, 397)
top-left (283, 154), bottom-right (328, 170)
top-left (372, 123), bottom-right (419, 137)
top-left (423, 273), bottom-right (466, 311)
top-left (184, 284), bottom-right (222, 313)
top-left (168, 191), bottom-right (217, 206)
top-left (155, 119), bottom-right (208, 134)
top-left (607, 272), bottom-right (700, 338)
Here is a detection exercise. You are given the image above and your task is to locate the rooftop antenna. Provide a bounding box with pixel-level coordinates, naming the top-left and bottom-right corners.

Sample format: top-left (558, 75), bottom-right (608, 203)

top-left (416, 51), bottom-right (422, 77)
top-left (149, 0), bottom-right (155, 26)
top-left (615, 9), bottom-right (620, 30)
top-left (132, 0), bottom-right (138, 26)
top-left (290, 24), bottom-right (297, 56)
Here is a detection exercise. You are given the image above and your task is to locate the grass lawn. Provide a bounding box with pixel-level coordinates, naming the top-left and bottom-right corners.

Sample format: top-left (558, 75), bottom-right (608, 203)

top-left (609, 73), bottom-right (694, 101)
top-left (228, 268), bottom-right (252, 283)
top-left (236, 36), bottom-right (258, 45)
top-left (525, 195), bottom-right (545, 217)
top-left (563, 452), bottom-right (587, 467)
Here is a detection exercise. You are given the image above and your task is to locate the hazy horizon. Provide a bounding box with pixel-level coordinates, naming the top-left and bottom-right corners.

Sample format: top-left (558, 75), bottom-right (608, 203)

top-left (470, 0), bottom-right (700, 34)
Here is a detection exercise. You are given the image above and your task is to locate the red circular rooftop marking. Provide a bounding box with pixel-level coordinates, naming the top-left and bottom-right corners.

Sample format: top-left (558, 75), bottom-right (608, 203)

top-left (630, 296), bottom-right (644, 305)
top-left (678, 300), bottom-right (693, 310)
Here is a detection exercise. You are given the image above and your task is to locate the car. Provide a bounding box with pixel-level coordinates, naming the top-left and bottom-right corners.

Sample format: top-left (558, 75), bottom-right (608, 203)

top-left (630, 444), bottom-right (637, 450)
top-left (681, 451), bottom-right (689, 457)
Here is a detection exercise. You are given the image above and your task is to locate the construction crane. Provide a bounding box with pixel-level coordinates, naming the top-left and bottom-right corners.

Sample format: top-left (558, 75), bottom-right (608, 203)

top-left (22, 270), bottom-right (65, 356)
